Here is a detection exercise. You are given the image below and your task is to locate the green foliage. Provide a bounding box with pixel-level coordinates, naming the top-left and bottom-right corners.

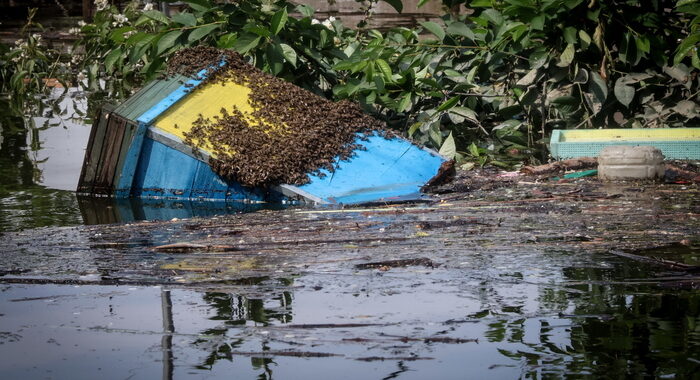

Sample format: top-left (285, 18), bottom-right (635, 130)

top-left (0, 9), bottom-right (69, 111)
top-left (72, 0), bottom-right (353, 97)
top-left (2, 0), bottom-right (699, 169)
top-left (330, 0), bottom-right (700, 166)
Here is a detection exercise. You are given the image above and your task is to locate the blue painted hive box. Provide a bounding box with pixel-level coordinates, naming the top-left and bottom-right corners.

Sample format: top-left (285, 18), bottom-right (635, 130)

top-left (77, 63), bottom-right (446, 205)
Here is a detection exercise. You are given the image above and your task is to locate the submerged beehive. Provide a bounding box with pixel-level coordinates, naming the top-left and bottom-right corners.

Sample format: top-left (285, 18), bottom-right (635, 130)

top-left (77, 48), bottom-right (446, 204)
top-left (550, 128), bottom-right (700, 160)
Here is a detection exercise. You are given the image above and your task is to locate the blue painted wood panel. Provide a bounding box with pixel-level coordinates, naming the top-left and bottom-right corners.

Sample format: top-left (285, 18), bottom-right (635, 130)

top-left (190, 160), bottom-right (265, 202)
top-left (131, 137), bottom-right (266, 202)
top-left (296, 134), bottom-right (445, 204)
top-left (114, 122), bottom-right (148, 198)
top-left (131, 138), bottom-right (199, 199)
top-left (136, 69), bottom-right (208, 125)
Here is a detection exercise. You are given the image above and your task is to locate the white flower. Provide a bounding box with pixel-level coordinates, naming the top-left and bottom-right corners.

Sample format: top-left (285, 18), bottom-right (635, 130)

top-left (311, 18), bottom-right (320, 25)
top-left (71, 55), bottom-right (83, 64)
top-left (78, 20), bottom-right (86, 27)
top-left (31, 33), bottom-right (42, 42)
top-left (69, 27), bottom-right (81, 35)
top-left (77, 71), bottom-right (87, 82)
top-left (321, 16), bottom-right (336, 30)
top-left (123, 30), bottom-right (136, 38)
top-left (95, 0), bottom-right (109, 11)
top-left (113, 13), bottom-right (128, 24)
top-left (143, 2), bottom-right (154, 11)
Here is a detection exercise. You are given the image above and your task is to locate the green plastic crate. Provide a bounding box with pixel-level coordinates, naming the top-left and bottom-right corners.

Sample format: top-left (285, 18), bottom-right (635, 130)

top-left (550, 128), bottom-right (700, 160)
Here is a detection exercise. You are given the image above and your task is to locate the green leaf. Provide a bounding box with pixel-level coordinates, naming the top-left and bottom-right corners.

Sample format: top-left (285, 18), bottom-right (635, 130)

top-left (439, 132), bottom-right (457, 159)
top-left (572, 67), bottom-right (588, 84)
top-left (530, 14), bottom-right (545, 30)
top-left (429, 123), bottom-right (442, 147)
top-left (563, 27), bottom-right (577, 45)
top-left (181, 0), bottom-right (212, 12)
top-left (446, 22), bottom-right (475, 39)
top-left (104, 47), bottom-right (122, 72)
top-left (245, 24), bottom-right (272, 37)
top-left (172, 12), bottom-right (197, 26)
top-left (232, 33), bottom-right (261, 54)
top-left (277, 43), bottom-right (297, 67)
top-left (635, 36), bottom-right (650, 54)
top-left (381, 0), bottom-right (403, 13)
top-left (674, 34), bottom-right (700, 65)
top-left (417, 0), bottom-right (431, 7)
top-left (558, 43), bottom-right (575, 67)
top-left (468, 142), bottom-right (480, 157)
top-left (374, 76), bottom-right (385, 92)
top-left (481, 9), bottom-right (504, 25)
top-left (589, 71), bottom-right (608, 103)
top-left (270, 7), bottom-right (288, 35)
top-left (126, 32), bottom-right (154, 46)
top-left (437, 96), bottom-right (459, 112)
top-left (408, 122), bottom-right (421, 137)
top-left (470, 0), bottom-right (492, 7)
top-left (529, 50), bottom-right (549, 69)
top-left (619, 33), bottom-right (639, 65)
top-left (142, 10), bottom-right (170, 24)
top-left (296, 4), bottom-right (314, 18)
top-left (450, 106), bottom-right (477, 121)
top-left (614, 78), bottom-right (635, 108)
top-left (397, 92), bottom-right (412, 112)
top-left (265, 44), bottom-right (284, 75)
top-left (578, 30), bottom-right (591, 49)
top-left (420, 21), bottom-right (445, 41)
top-left (188, 24), bottom-right (220, 43)
top-left (516, 68), bottom-right (538, 86)
top-left (375, 58), bottom-right (393, 83)
top-left (157, 30), bottom-right (183, 54)
top-left (217, 33), bottom-right (237, 49)
top-left (109, 26), bottom-right (135, 43)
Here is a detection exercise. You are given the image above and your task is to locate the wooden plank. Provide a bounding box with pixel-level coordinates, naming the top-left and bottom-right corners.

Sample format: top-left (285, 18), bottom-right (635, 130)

top-left (115, 75), bottom-right (189, 121)
top-left (111, 121), bottom-right (137, 197)
top-left (93, 115), bottom-right (127, 194)
top-left (76, 105), bottom-right (114, 194)
top-left (113, 122), bottom-right (148, 198)
top-left (137, 69), bottom-right (209, 125)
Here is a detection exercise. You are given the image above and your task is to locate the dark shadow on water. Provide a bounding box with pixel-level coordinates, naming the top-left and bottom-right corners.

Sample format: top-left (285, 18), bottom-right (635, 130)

top-left (77, 196), bottom-right (289, 225)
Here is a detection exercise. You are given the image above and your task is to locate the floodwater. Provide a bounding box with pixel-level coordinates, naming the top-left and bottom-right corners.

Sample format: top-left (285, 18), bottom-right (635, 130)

top-left (0, 93), bottom-right (279, 232)
top-left (1, 93), bottom-right (700, 379)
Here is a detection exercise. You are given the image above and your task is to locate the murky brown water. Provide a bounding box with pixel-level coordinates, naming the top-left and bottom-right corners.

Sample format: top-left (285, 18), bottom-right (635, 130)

top-left (1, 94), bottom-right (700, 378)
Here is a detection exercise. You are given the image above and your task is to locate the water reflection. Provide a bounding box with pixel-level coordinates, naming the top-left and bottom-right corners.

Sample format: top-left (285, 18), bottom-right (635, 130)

top-left (77, 196), bottom-right (286, 225)
top-left (2, 253), bottom-right (700, 379)
top-left (0, 96), bottom-right (288, 232)
top-left (0, 105), bottom-right (83, 231)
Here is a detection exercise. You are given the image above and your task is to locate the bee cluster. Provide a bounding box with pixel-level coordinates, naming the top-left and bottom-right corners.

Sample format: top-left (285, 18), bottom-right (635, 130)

top-left (167, 47), bottom-right (392, 188)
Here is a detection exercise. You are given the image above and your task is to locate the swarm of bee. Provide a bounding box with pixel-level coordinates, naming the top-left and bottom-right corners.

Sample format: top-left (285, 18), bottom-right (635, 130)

top-left (168, 47), bottom-right (391, 188)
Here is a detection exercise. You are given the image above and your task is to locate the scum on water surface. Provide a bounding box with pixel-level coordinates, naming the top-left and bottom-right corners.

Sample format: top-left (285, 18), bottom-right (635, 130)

top-left (1, 174), bottom-right (699, 378)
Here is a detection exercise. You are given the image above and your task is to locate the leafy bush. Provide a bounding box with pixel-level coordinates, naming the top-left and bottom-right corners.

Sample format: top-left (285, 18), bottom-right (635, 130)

top-left (3, 0), bottom-right (698, 168)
